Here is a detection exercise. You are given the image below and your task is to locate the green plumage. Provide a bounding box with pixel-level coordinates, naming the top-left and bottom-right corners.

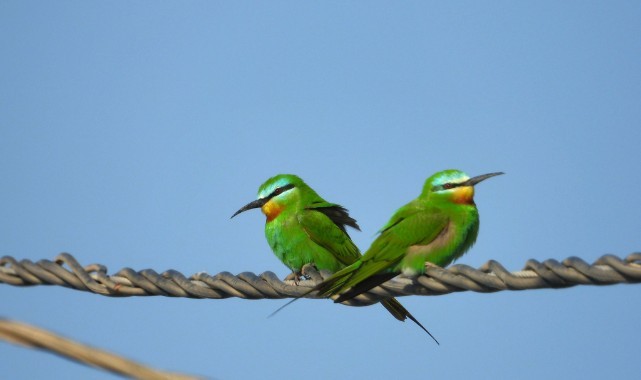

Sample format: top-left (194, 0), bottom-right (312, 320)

top-left (312, 169), bottom-right (502, 304)
top-left (232, 174), bottom-right (434, 339)
top-left (265, 200), bottom-right (360, 274)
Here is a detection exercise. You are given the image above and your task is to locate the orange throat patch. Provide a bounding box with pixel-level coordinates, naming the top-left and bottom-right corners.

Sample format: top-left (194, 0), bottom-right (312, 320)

top-left (262, 200), bottom-right (283, 222)
top-left (452, 186), bottom-right (475, 205)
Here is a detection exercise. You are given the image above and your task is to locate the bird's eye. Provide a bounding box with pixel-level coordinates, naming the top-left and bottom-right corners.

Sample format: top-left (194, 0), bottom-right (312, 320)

top-left (269, 183), bottom-right (295, 199)
top-left (443, 183), bottom-right (454, 189)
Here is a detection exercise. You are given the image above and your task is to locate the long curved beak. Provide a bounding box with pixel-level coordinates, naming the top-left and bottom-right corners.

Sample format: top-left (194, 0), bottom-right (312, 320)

top-left (231, 198), bottom-right (267, 219)
top-left (464, 172), bottom-right (504, 186)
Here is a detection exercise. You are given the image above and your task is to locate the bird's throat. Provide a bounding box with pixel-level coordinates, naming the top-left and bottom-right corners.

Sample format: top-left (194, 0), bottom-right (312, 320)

top-left (262, 200), bottom-right (284, 222)
top-left (452, 186), bottom-right (475, 205)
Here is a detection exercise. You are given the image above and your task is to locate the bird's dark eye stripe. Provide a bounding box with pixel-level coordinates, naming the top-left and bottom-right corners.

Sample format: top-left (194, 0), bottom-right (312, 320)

top-left (268, 184), bottom-right (295, 199)
top-left (434, 182), bottom-right (461, 191)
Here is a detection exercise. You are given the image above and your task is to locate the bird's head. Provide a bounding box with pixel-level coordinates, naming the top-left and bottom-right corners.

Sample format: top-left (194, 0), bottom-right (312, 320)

top-left (421, 169), bottom-right (503, 204)
top-left (231, 174), bottom-right (308, 221)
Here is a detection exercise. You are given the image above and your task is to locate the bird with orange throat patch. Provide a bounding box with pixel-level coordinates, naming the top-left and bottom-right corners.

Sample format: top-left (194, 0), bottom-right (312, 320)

top-left (232, 174), bottom-right (437, 342)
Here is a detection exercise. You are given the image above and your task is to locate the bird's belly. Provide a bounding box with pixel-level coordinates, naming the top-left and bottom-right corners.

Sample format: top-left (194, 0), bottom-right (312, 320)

top-left (402, 222), bottom-right (459, 270)
top-left (266, 227), bottom-right (313, 272)
top-left (265, 219), bottom-right (345, 273)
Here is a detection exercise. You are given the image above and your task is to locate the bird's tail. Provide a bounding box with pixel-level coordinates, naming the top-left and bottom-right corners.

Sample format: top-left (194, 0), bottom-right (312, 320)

top-left (313, 262), bottom-right (361, 297)
top-left (269, 266), bottom-right (440, 344)
top-left (380, 298), bottom-right (439, 344)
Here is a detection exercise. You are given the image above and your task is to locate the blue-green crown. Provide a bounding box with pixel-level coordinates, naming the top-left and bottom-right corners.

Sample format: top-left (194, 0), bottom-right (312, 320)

top-left (422, 169), bottom-right (470, 195)
top-left (257, 174), bottom-right (305, 199)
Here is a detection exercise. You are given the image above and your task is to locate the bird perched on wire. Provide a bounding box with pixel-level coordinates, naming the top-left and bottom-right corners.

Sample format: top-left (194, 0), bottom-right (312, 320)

top-left (271, 170), bottom-right (502, 339)
top-left (311, 170), bottom-right (503, 303)
top-left (232, 174), bottom-right (437, 342)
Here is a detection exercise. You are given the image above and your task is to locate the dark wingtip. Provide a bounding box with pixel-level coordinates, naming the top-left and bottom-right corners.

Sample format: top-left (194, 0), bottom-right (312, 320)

top-left (333, 272), bottom-right (397, 303)
top-left (314, 204), bottom-right (361, 232)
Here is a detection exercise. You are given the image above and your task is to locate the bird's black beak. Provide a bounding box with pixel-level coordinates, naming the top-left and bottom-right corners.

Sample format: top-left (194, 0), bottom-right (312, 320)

top-left (231, 198), bottom-right (267, 219)
top-left (464, 172), bottom-right (504, 186)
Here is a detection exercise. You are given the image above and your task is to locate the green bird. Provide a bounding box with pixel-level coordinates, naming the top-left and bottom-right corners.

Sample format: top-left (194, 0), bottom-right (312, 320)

top-left (231, 174), bottom-right (437, 342)
top-left (311, 169), bottom-right (503, 304)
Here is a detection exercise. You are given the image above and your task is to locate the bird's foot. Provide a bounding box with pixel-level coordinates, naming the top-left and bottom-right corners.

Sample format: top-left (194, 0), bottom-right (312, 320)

top-left (422, 262), bottom-right (443, 277)
top-left (284, 271), bottom-right (303, 285)
top-left (424, 262), bottom-right (441, 270)
top-left (301, 264), bottom-right (323, 283)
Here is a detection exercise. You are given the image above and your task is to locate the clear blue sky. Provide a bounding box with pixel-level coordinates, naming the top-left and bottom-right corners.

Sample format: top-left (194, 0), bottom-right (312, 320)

top-left (1, 2), bottom-right (640, 379)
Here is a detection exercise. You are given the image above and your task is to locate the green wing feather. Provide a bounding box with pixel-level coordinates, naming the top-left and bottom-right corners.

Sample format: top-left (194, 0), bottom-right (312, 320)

top-left (297, 205), bottom-right (361, 268)
top-left (331, 203), bottom-right (450, 300)
top-left (269, 201), bottom-right (438, 341)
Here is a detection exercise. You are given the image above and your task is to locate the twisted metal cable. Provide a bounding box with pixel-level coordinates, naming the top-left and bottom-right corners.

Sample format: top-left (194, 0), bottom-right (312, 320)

top-left (1, 252), bottom-right (640, 306)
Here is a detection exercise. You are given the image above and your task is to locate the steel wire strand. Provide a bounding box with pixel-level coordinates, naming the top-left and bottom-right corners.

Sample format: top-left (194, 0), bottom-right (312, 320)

top-left (1, 252), bottom-right (640, 306)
